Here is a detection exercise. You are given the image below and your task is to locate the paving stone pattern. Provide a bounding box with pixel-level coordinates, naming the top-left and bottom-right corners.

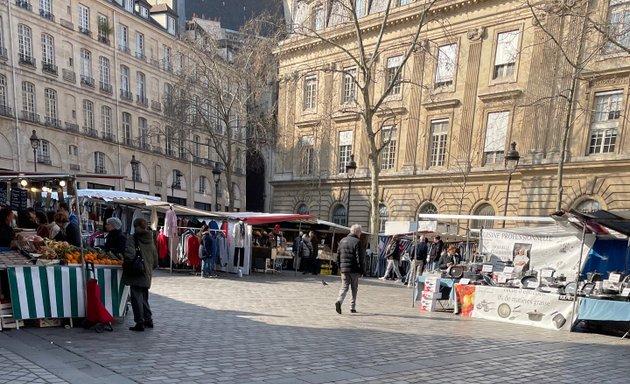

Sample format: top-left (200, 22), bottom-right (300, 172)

top-left (1, 271), bottom-right (629, 383)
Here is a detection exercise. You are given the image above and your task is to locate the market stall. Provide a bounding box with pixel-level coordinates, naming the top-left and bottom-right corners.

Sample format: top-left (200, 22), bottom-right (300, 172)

top-left (0, 173), bottom-right (128, 329)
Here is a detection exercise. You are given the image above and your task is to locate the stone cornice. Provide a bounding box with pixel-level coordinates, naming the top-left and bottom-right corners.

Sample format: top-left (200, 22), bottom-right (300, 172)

top-left (295, 118), bottom-right (321, 128)
top-left (478, 89), bottom-right (523, 103)
top-left (276, 0), bottom-right (490, 56)
top-left (423, 98), bottom-right (460, 110)
top-left (332, 110), bottom-right (361, 123)
top-left (375, 106), bottom-right (408, 117)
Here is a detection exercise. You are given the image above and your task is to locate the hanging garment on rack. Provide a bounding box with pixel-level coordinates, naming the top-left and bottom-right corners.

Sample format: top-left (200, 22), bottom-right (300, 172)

top-left (170, 234), bottom-right (180, 264)
top-left (187, 235), bottom-right (201, 267)
top-left (217, 232), bottom-right (228, 266)
top-left (164, 207), bottom-right (177, 237)
top-left (130, 208), bottom-right (144, 235)
top-left (156, 230), bottom-right (168, 260)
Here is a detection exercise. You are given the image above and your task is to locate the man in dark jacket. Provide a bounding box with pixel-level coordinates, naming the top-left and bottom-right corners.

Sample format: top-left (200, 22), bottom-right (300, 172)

top-left (428, 236), bottom-right (444, 271)
top-left (335, 224), bottom-right (365, 314)
top-left (103, 217), bottom-right (127, 256)
top-left (123, 218), bottom-right (158, 332)
top-left (407, 235), bottom-right (429, 287)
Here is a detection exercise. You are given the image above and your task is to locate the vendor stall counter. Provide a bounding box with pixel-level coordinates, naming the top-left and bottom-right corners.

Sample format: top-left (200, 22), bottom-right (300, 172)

top-left (1, 264), bottom-right (128, 324)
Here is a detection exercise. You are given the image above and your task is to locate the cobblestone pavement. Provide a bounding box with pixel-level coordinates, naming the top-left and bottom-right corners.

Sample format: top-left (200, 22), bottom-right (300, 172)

top-left (1, 271), bottom-right (629, 384)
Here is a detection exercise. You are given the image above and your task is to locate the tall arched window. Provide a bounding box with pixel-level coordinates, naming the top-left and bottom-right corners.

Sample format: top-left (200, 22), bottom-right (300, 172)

top-left (44, 88), bottom-right (58, 125)
top-left (417, 202), bottom-right (438, 219)
top-left (471, 203), bottom-right (495, 229)
top-left (296, 203), bottom-right (309, 215)
top-left (331, 204), bottom-right (347, 226)
top-left (575, 199), bottom-right (600, 214)
top-left (378, 204), bottom-right (388, 233)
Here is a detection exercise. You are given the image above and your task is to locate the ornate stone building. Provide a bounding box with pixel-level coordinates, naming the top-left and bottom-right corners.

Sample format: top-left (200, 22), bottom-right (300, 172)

top-left (0, 0), bottom-right (245, 211)
top-left (271, 0), bottom-right (630, 231)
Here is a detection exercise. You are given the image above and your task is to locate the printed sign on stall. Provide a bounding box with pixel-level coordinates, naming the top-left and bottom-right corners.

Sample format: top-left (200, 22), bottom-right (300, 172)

top-left (470, 286), bottom-right (574, 331)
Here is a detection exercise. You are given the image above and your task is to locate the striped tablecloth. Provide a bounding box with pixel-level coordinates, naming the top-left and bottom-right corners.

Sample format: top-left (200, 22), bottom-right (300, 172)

top-left (6, 265), bottom-right (129, 320)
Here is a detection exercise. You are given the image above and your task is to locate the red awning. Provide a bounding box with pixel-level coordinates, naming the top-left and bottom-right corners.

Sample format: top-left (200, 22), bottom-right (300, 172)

top-left (218, 212), bottom-right (313, 225)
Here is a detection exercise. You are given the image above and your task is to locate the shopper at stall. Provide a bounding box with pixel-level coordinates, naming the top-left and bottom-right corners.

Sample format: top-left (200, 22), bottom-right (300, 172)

top-left (53, 212), bottom-right (81, 247)
top-left (335, 224), bottom-right (366, 314)
top-left (309, 231), bottom-right (319, 275)
top-left (103, 217), bottom-right (127, 256)
top-left (123, 218), bottom-right (158, 332)
top-left (202, 227), bottom-right (218, 278)
top-left (437, 246), bottom-right (458, 271)
top-left (57, 202), bottom-right (78, 226)
top-left (380, 235), bottom-right (403, 282)
top-left (17, 208), bottom-right (38, 229)
top-left (0, 207), bottom-right (16, 250)
top-left (47, 211), bottom-right (61, 239)
top-left (300, 233), bottom-right (313, 275)
top-left (407, 235), bottom-right (429, 287)
top-left (428, 236), bottom-right (444, 271)
top-left (35, 210), bottom-right (50, 238)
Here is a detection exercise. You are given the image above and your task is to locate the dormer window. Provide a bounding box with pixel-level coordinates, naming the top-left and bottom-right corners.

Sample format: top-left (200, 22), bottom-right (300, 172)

top-left (139, 6), bottom-right (149, 19)
top-left (167, 15), bottom-right (175, 34)
top-left (123, 0), bottom-right (133, 13)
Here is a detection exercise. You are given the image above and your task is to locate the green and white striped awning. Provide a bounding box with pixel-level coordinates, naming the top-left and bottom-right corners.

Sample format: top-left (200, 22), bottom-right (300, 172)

top-left (7, 265), bottom-right (129, 320)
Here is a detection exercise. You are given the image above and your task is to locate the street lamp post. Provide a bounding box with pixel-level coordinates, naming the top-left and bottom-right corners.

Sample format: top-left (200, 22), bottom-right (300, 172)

top-left (212, 162), bottom-right (222, 211)
top-left (171, 170), bottom-right (182, 202)
top-left (130, 155), bottom-right (139, 191)
top-left (502, 142), bottom-right (520, 228)
top-left (345, 154), bottom-right (357, 225)
top-left (29, 130), bottom-right (40, 172)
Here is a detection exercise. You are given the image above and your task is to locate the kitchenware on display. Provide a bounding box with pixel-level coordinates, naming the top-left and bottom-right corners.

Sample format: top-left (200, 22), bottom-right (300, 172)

top-left (526, 310), bottom-right (544, 321)
top-left (497, 303), bottom-right (511, 318)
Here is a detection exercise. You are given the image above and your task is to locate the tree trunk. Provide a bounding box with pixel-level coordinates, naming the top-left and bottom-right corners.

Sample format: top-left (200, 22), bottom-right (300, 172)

top-left (555, 76), bottom-right (577, 212)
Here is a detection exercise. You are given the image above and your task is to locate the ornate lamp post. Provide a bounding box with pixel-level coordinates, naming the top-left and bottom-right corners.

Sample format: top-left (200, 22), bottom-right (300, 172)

top-left (130, 155), bottom-right (139, 191)
top-left (502, 142), bottom-right (520, 228)
top-left (212, 162), bottom-right (222, 211)
top-left (29, 130), bottom-right (40, 172)
top-left (345, 154), bottom-right (357, 225)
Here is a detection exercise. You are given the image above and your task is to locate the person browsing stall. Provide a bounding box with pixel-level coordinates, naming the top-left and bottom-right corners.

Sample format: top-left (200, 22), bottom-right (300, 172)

top-left (0, 207), bottom-right (16, 250)
top-left (54, 212), bottom-right (81, 247)
top-left (103, 217), bottom-right (127, 256)
top-left (437, 246), bottom-right (458, 271)
top-left (123, 218), bottom-right (158, 332)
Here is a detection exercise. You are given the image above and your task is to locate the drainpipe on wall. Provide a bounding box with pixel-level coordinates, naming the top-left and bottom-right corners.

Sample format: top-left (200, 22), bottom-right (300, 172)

top-left (7, 2), bottom-right (22, 171)
top-left (112, 10), bottom-right (123, 191)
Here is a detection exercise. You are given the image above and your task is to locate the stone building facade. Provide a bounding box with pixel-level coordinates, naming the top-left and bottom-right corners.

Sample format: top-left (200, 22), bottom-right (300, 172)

top-left (0, 0), bottom-right (245, 211)
top-left (271, 0), bottom-right (630, 232)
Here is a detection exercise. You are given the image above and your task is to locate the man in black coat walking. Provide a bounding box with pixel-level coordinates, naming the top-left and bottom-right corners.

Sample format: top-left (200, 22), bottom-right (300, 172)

top-left (335, 224), bottom-right (365, 314)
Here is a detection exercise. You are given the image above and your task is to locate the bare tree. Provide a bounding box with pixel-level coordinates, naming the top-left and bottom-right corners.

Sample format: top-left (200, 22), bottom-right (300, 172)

top-left (523, 0), bottom-right (629, 210)
top-left (169, 15), bottom-right (283, 210)
top-left (284, 0), bottom-right (440, 252)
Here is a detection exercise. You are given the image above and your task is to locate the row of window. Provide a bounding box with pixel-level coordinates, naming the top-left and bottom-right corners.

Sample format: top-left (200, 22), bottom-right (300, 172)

top-left (300, 29), bottom-right (519, 111)
top-left (304, 196), bottom-right (601, 232)
top-left (298, 89), bottom-right (623, 175)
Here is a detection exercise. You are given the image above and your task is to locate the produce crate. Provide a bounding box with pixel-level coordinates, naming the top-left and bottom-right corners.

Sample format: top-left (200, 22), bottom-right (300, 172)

top-left (0, 302), bottom-right (23, 330)
top-left (34, 318), bottom-right (63, 328)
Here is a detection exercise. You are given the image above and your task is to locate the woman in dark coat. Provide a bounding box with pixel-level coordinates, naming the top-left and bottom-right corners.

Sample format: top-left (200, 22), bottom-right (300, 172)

top-left (309, 231), bottom-right (319, 275)
top-left (103, 217), bottom-right (127, 256)
top-left (123, 218), bottom-right (158, 332)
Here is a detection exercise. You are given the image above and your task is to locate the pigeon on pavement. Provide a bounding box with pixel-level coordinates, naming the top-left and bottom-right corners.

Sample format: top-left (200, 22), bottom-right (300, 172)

top-left (321, 280), bottom-right (328, 286)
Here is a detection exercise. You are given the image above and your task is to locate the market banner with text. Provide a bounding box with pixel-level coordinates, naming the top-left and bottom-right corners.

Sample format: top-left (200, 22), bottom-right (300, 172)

top-left (481, 227), bottom-right (594, 278)
top-left (471, 286), bottom-right (574, 331)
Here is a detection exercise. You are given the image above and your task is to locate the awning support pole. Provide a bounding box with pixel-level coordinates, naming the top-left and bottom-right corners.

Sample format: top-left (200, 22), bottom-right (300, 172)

top-left (570, 223), bottom-right (588, 331)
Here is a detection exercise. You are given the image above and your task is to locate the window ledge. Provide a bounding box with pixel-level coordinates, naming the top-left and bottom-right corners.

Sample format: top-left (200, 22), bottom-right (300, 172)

top-left (478, 89), bottom-right (522, 103)
top-left (423, 98), bottom-right (460, 111)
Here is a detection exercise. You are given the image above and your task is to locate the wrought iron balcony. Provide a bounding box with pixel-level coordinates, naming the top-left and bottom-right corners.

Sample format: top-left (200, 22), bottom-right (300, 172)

top-left (97, 35), bottom-right (109, 45)
top-left (15, 1), bottom-right (32, 11)
top-left (101, 132), bottom-right (116, 143)
top-left (136, 95), bottom-right (148, 107)
top-left (42, 62), bottom-right (58, 75)
top-left (0, 47), bottom-right (8, 61)
top-left (99, 82), bottom-right (112, 94)
top-left (83, 126), bottom-right (99, 138)
top-left (18, 54), bottom-right (36, 67)
top-left (44, 116), bottom-right (61, 128)
top-left (120, 89), bottom-right (133, 101)
top-left (21, 110), bottom-right (40, 123)
top-left (80, 75), bottom-right (95, 88)
top-left (118, 45), bottom-right (130, 55)
top-left (78, 27), bottom-right (92, 37)
top-left (135, 51), bottom-right (146, 61)
top-left (0, 104), bottom-right (13, 117)
top-left (95, 166), bottom-right (107, 174)
top-left (39, 10), bottom-right (54, 21)
top-left (37, 155), bottom-right (52, 165)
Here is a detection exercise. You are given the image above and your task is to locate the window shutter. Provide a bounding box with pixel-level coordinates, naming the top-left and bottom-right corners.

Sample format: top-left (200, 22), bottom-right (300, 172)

top-left (484, 112), bottom-right (509, 152)
top-left (495, 30), bottom-right (519, 66)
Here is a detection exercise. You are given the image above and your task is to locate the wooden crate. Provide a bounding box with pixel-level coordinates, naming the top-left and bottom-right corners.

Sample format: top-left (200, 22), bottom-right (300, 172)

top-left (0, 303), bottom-right (24, 330)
